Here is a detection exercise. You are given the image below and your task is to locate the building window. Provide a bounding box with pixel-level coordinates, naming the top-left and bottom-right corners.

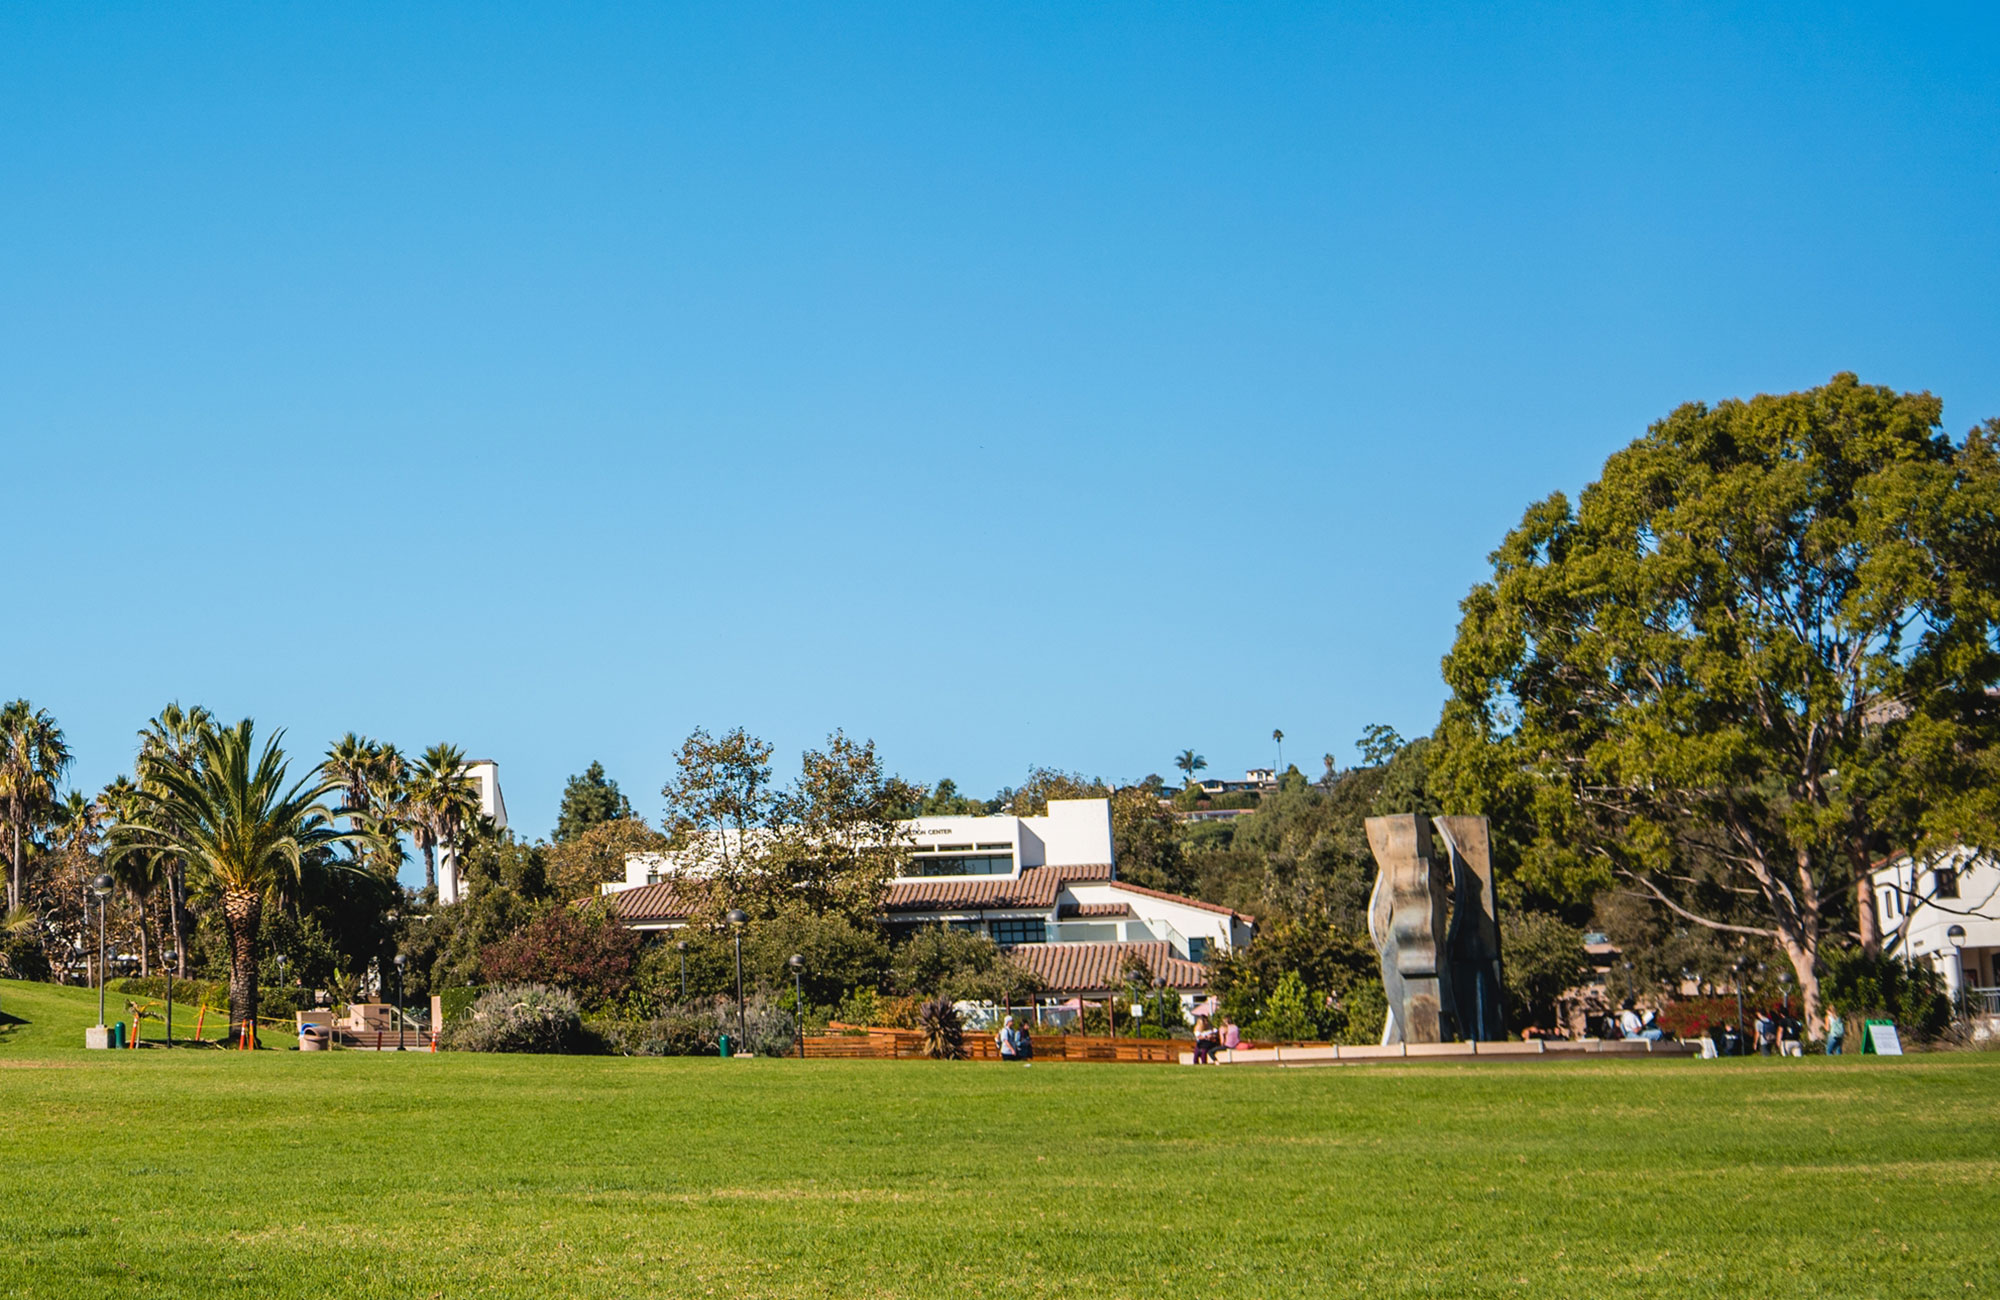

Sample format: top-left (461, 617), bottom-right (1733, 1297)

top-left (1935, 867), bottom-right (1960, 899)
top-left (905, 853), bottom-right (1014, 877)
top-left (990, 918), bottom-right (1046, 946)
top-left (1188, 937), bottom-right (1209, 963)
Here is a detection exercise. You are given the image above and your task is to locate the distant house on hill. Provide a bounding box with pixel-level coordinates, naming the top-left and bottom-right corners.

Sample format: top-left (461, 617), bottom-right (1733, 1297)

top-left (600, 798), bottom-right (1253, 1007)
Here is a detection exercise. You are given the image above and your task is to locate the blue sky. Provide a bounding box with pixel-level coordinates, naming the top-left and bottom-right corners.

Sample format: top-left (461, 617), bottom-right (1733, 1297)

top-left (6, 4), bottom-right (1998, 866)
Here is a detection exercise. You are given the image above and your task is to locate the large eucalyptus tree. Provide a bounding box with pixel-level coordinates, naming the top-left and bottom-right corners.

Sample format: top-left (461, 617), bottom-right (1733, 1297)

top-left (1432, 375), bottom-right (2000, 1034)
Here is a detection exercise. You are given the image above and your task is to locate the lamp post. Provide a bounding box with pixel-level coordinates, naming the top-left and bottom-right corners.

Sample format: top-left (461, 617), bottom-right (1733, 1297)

top-left (393, 953), bottom-right (407, 1051)
top-left (1948, 924), bottom-right (1969, 1009)
top-left (1731, 959), bottom-right (1748, 1039)
top-left (163, 948), bottom-right (177, 1048)
top-left (91, 873), bottom-right (113, 1030)
top-left (726, 909), bottom-right (749, 1046)
top-left (676, 940), bottom-right (688, 1002)
top-left (788, 954), bottom-right (805, 1058)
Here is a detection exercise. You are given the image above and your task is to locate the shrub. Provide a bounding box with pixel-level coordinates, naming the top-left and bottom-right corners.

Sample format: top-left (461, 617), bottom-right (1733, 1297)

top-left (599, 994), bottom-right (799, 1058)
top-left (1336, 978), bottom-right (1388, 1045)
top-left (478, 905), bottom-right (639, 1009)
top-left (1822, 948), bottom-right (1952, 1041)
top-left (916, 995), bottom-right (966, 1059)
top-left (436, 986), bottom-right (482, 1029)
top-left (442, 983), bottom-right (585, 1054)
top-left (1251, 971), bottom-right (1322, 1042)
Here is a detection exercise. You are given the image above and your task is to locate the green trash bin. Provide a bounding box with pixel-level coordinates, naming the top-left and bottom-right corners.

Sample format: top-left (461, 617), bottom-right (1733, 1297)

top-left (110, 1021), bottom-right (127, 1049)
top-left (718, 1034), bottom-right (733, 1058)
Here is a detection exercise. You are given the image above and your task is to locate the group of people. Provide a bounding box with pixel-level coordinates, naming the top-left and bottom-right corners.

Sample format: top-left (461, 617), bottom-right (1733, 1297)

top-left (1190, 1013), bottom-right (1240, 1063)
top-left (993, 1011), bottom-right (1244, 1063)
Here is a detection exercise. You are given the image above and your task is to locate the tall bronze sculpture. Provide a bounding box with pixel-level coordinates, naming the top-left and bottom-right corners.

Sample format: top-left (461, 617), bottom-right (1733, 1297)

top-left (1365, 813), bottom-right (1506, 1044)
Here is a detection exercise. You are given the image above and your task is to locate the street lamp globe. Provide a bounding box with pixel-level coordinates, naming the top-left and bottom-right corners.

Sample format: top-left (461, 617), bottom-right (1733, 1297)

top-left (1947, 924), bottom-right (1968, 949)
top-left (725, 909), bottom-right (749, 927)
top-left (90, 873), bottom-right (113, 897)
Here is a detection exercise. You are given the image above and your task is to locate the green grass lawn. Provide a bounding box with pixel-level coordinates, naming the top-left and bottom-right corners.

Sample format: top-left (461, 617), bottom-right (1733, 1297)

top-left (3, 978), bottom-right (1996, 1298)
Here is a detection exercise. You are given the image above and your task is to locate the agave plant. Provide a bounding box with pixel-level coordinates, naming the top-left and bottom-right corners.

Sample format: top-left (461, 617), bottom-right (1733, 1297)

top-left (916, 995), bottom-right (966, 1060)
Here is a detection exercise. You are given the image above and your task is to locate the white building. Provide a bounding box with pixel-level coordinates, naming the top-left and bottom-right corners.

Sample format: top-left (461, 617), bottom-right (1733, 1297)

top-left (437, 759), bottom-right (507, 905)
top-left (603, 797), bottom-right (1254, 1000)
top-left (1870, 848), bottom-right (2000, 1016)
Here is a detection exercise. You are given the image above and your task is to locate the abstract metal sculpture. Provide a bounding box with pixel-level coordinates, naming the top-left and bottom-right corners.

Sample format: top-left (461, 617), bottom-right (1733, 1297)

top-left (1365, 813), bottom-right (1506, 1044)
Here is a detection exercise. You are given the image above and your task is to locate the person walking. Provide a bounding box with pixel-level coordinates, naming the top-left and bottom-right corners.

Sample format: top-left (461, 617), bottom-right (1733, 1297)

top-left (1754, 1009), bottom-right (1776, 1056)
top-left (1825, 1006), bottom-right (1846, 1056)
top-left (998, 1015), bottom-right (1020, 1062)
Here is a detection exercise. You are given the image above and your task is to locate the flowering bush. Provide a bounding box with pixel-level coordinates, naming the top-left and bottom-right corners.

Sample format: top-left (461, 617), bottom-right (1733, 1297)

top-left (443, 983), bottom-right (585, 1054)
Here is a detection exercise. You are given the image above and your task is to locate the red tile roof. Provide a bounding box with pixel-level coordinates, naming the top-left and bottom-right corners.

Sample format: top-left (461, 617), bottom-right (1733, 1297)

top-left (1057, 902), bottom-right (1133, 918)
top-left (1102, 881), bottom-right (1254, 924)
top-left (606, 881), bottom-right (699, 924)
top-left (1007, 941), bottom-right (1210, 993)
top-left (880, 863), bottom-right (1109, 913)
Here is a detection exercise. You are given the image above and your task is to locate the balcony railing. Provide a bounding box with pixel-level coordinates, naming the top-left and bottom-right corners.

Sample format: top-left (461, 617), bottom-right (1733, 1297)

top-left (1968, 986), bottom-right (2000, 1017)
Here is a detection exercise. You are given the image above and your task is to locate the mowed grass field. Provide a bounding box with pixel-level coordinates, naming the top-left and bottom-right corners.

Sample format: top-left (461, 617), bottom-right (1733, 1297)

top-left (4, 979), bottom-right (1997, 1298)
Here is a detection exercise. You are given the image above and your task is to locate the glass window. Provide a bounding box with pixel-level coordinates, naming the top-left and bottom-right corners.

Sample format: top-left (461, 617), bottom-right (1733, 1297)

top-left (949, 920), bottom-right (982, 933)
top-left (905, 853), bottom-right (1013, 877)
top-left (976, 842), bottom-right (1011, 850)
top-left (1935, 868), bottom-right (1960, 899)
top-left (1188, 937), bottom-right (1209, 963)
top-left (990, 918), bottom-right (1046, 946)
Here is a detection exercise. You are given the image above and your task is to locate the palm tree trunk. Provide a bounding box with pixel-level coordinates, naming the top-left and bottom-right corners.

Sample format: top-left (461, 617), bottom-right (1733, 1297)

top-left (222, 887), bottom-right (262, 1047)
top-left (169, 861), bottom-right (189, 976)
top-left (422, 841), bottom-right (436, 895)
top-left (8, 814), bottom-right (21, 914)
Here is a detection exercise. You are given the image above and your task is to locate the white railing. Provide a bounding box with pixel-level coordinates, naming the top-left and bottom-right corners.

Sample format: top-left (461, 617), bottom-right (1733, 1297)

top-left (1969, 986), bottom-right (2000, 1017)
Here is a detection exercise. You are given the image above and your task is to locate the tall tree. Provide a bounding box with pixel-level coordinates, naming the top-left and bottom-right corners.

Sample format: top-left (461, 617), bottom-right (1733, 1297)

top-left (1272, 729), bottom-right (1285, 771)
top-left (555, 761), bottom-right (634, 843)
top-left (137, 702), bottom-right (215, 974)
top-left (1433, 375), bottom-right (2000, 1034)
top-left (0, 700), bottom-right (71, 914)
top-left (1174, 750), bottom-right (1207, 786)
top-left (324, 734), bottom-right (408, 877)
top-left (108, 719), bottom-right (369, 1043)
top-left (404, 744), bottom-right (482, 898)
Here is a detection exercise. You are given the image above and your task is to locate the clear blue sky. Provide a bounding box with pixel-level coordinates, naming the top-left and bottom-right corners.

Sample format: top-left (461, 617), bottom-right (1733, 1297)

top-left (7, 5), bottom-right (1998, 865)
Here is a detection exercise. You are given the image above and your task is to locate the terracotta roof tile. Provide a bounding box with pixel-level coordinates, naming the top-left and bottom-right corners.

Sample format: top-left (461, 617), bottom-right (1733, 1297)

top-left (1007, 941), bottom-right (1210, 993)
top-left (1057, 902), bottom-right (1133, 918)
top-left (606, 881), bottom-right (698, 924)
top-left (881, 863), bottom-right (1108, 913)
top-left (1102, 881), bottom-right (1254, 924)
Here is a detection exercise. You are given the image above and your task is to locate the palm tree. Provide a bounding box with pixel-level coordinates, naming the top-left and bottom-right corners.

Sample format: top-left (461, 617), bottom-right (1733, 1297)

top-left (0, 700), bottom-right (71, 913)
top-left (1174, 749), bottom-right (1207, 787)
top-left (137, 703), bottom-right (215, 975)
top-left (404, 744), bottom-right (481, 898)
top-left (325, 734), bottom-right (409, 875)
top-left (107, 719), bottom-right (367, 1044)
top-left (1272, 728), bottom-right (1285, 772)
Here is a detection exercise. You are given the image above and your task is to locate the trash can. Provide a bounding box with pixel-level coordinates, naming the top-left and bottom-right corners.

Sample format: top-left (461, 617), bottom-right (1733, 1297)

top-left (717, 1033), bottom-right (733, 1058)
top-left (298, 1024), bottom-right (330, 1052)
top-left (110, 1021), bottom-right (127, 1049)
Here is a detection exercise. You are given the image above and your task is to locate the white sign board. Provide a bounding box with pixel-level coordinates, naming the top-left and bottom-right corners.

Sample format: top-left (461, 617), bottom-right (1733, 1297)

top-left (1867, 1023), bottom-right (1903, 1056)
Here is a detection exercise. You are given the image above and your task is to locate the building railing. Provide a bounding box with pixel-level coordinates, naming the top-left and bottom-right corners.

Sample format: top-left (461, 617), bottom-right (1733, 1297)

top-left (1968, 986), bottom-right (2000, 1017)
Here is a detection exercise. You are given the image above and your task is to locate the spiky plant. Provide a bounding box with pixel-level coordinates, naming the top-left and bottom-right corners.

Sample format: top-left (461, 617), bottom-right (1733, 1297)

top-left (916, 995), bottom-right (966, 1060)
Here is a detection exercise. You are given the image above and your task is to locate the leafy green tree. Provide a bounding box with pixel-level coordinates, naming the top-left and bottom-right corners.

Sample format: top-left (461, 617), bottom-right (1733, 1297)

top-left (555, 761), bottom-right (635, 843)
top-left (546, 817), bottom-right (667, 900)
top-left (917, 778), bottom-right (984, 816)
top-left (889, 925), bottom-right (1041, 1003)
top-left (1497, 910), bottom-right (1590, 1032)
top-left (107, 720), bottom-right (370, 1043)
top-left (1174, 750), bottom-right (1207, 786)
top-left (0, 700), bottom-right (70, 914)
top-left (1356, 724), bottom-right (1404, 768)
top-left (1433, 375), bottom-right (2000, 1033)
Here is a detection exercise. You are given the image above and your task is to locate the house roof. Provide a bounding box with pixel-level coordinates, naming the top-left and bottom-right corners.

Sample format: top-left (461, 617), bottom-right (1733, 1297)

top-left (880, 863), bottom-right (1109, 913)
top-left (606, 881), bottom-right (699, 925)
top-left (1057, 902), bottom-right (1133, 919)
top-left (1098, 880), bottom-right (1255, 924)
top-left (1007, 941), bottom-right (1210, 993)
